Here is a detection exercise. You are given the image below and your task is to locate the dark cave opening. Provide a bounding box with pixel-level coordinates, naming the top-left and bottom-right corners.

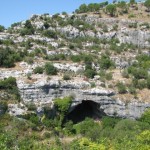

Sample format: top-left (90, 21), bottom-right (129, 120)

top-left (67, 100), bottom-right (105, 124)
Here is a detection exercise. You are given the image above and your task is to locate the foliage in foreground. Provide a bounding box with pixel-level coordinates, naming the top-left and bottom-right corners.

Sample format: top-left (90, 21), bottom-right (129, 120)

top-left (0, 108), bottom-right (150, 149)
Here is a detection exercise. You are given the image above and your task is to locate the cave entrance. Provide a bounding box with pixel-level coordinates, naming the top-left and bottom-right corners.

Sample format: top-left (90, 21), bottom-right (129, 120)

top-left (67, 100), bottom-right (105, 124)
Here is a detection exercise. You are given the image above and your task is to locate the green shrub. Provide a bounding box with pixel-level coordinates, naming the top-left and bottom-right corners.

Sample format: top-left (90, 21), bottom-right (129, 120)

top-left (42, 30), bottom-right (57, 39)
top-left (0, 77), bottom-right (17, 89)
top-left (24, 57), bottom-right (34, 64)
top-left (54, 96), bottom-right (73, 126)
top-left (23, 113), bottom-right (39, 125)
top-left (0, 47), bottom-right (22, 68)
top-left (139, 108), bottom-right (150, 125)
top-left (99, 54), bottom-right (115, 69)
top-left (0, 102), bottom-right (8, 114)
top-left (45, 62), bottom-right (57, 75)
top-left (116, 82), bottom-right (127, 94)
top-left (105, 72), bottom-right (113, 80)
top-left (71, 55), bottom-right (82, 62)
top-left (128, 67), bottom-right (148, 79)
top-left (137, 80), bottom-right (147, 89)
top-left (74, 118), bottom-right (99, 135)
top-left (128, 86), bottom-right (136, 94)
top-left (63, 74), bottom-right (71, 80)
top-left (102, 116), bottom-right (121, 129)
top-left (122, 69), bottom-right (129, 78)
top-left (84, 69), bottom-right (96, 79)
top-left (20, 20), bottom-right (34, 36)
top-left (147, 76), bottom-right (150, 89)
top-left (0, 25), bottom-right (5, 32)
top-left (128, 13), bottom-right (136, 18)
top-left (26, 103), bottom-right (37, 111)
top-left (144, 0), bottom-right (150, 12)
top-left (64, 121), bottom-right (75, 135)
top-left (106, 4), bottom-right (117, 17)
top-left (33, 66), bottom-right (44, 74)
top-left (128, 23), bottom-right (137, 28)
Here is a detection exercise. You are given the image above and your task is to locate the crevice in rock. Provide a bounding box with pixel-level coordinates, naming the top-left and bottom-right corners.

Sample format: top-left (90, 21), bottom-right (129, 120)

top-left (67, 100), bottom-right (105, 124)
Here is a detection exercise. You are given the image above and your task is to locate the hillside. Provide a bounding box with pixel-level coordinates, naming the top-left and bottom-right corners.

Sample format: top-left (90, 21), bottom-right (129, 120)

top-left (0, 1), bottom-right (150, 150)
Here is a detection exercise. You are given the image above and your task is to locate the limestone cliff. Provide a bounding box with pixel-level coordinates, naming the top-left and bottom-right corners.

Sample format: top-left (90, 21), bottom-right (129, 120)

top-left (17, 79), bottom-right (150, 119)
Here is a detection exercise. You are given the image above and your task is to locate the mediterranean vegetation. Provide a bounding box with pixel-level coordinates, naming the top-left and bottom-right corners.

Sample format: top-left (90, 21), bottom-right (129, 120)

top-left (0, 0), bottom-right (150, 149)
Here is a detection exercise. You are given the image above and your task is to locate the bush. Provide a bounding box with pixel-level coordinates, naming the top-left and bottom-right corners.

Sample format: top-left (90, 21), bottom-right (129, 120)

top-left (33, 66), bottom-right (44, 74)
top-left (99, 54), bottom-right (115, 69)
top-left (122, 69), bottom-right (129, 78)
top-left (106, 4), bottom-right (117, 17)
top-left (0, 47), bottom-right (22, 68)
top-left (105, 72), bottom-right (112, 80)
top-left (45, 62), bottom-right (57, 75)
top-left (0, 77), bottom-right (17, 89)
top-left (74, 118), bottom-right (99, 135)
top-left (128, 86), bottom-right (136, 94)
top-left (63, 74), bottom-right (71, 80)
top-left (137, 80), bottom-right (147, 89)
top-left (54, 96), bottom-right (73, 126)
top-left (84, 69), bottom-right (96, 79)
top-left (144, 0), bottom-right (150, 12)
top-left (102, 116), bottom-right (121, 129)
top-left (23, 113), bottom-right (39, 125)
top-left (139, 108), bottom-right (150, 125)
top-left (128, 67), bottom-right (148, 79)
top-left (116, 82), bottom-right (127, 94)
top-left (0, 102), bottom-right (8, 114)
top-left (64, 121), bottom-right (75, 135)
top-left (26, 103), bottom-right (37, 111)
top-left (24, 57), bottom-right (34, 64)
top-left (0, 25), bottom-right (5, 32)
top-left (42, 30), bottom-right (57, 39)
top-left (147, 76), bottom-right (150, 89)
top-left (71, 55), bottom-right (82, 62)
top-left (20, 20), bottom-right (34, 36)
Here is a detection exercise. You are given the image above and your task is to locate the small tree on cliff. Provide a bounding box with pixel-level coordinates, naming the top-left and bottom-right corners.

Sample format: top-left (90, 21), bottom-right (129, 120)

top-left (145, 0), bottom-right (150, 12)
top-left (130, 0), bottom-right (135, 5)
top-left (106, 4), bottom-right (117, 17)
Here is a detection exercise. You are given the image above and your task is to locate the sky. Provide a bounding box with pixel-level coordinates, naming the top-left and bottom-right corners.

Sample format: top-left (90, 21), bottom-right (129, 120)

top-left (0, 0), bottom-right (112, 28)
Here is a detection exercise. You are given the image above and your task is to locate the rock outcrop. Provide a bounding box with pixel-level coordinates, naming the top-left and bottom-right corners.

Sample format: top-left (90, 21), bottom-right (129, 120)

top-left (17, 79), bottom-right (150, 119)
top-left (57, 16), bottom-right (150, 48)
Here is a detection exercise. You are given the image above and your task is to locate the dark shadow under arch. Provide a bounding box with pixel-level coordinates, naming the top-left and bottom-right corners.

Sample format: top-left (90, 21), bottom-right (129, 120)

top-left (67, 100), bottom-right (105, 124)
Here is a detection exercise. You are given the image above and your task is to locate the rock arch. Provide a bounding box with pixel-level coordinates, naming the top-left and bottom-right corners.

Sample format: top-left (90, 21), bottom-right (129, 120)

top-left (67, 100), bottom-right (106, 123)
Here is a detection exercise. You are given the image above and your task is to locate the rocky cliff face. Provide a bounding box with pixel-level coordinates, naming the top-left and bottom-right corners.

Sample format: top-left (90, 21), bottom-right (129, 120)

top-left (1, 12), bottom-right (150, 119)
top-left (57, 16), bottom-right (150, 48)
top-left (17, 79), bottom-right (150, 119)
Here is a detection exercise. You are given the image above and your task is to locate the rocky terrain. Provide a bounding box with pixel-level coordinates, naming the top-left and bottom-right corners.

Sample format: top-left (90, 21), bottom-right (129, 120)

top-left (0, 2), bottom-right (150, 120)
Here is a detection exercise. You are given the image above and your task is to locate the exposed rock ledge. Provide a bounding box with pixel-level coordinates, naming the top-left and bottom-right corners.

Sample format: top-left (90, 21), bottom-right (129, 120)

top-left (16, 79), bottom-right (150, 119)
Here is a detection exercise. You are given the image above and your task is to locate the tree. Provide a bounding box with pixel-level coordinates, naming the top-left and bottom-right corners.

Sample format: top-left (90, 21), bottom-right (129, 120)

top-left (106, 4), bottom-right (117, 17)
top-left (78, 4), bottom-right (88, 13)
top-left (54, 96), bottom-right (72, 126)
top-left (145, 0), bottom-right (150, 12)
top-left (130, 0), bottom-right (135, 5)
top-left (0, 25), bottom-right (5, 32)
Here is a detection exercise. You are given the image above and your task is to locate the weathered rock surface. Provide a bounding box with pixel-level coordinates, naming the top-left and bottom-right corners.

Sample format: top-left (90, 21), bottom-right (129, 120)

top-left (17, 79), bottom-right (150, 119)
top-left (57, 16), bottom-right (150, 48)
top-left (8, 103), bottom-right (27, 116)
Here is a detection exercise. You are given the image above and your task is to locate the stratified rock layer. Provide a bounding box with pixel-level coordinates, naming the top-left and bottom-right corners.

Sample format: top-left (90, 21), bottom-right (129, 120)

top-left (17, 79), bottom-right (150, 119)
